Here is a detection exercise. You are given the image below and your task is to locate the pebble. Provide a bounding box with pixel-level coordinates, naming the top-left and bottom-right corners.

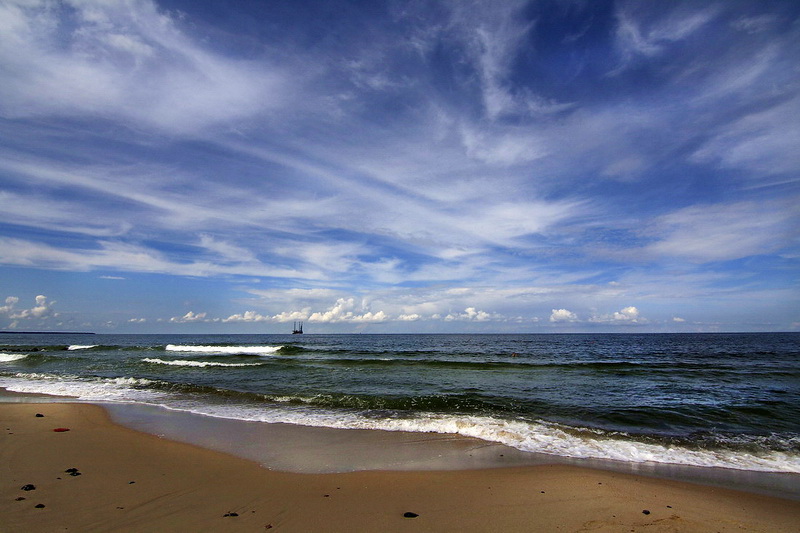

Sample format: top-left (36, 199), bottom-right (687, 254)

top-left (403, 512), bottom-right (419, 518)
top-left (35, 413), bottom-right (44, 417)
top-left (35, 504), bottom-right (45, 509)
top-left (21, 484), bottom-right (36, 491)
top-left (223, 512), bottom-right (239, 517)
top-left (642, 509), bottom-right (651, 515)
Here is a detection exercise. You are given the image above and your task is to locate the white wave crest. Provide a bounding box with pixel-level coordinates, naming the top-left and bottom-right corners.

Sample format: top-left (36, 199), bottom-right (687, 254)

top-left (0, 353), bottom-right (28, 362)
top-left (165, 344), bottom-right (282, 355)
top-left (0, 373), bottom-right (164, 402)
top-left (143, 358), bottom-right (263, 368)
top-left (68, 345), bottom-right (97, 350)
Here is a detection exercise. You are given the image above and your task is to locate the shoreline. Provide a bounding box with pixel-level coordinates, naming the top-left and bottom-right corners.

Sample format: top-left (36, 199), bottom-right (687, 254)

top-left (2, 402), bottom-right (799, 532)
top-left (2, 389), bottom-right (799, 501)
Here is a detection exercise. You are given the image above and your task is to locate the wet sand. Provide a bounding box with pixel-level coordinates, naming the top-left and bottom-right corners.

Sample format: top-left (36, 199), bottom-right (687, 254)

top-left (2, 402), bottom-right (799, 532)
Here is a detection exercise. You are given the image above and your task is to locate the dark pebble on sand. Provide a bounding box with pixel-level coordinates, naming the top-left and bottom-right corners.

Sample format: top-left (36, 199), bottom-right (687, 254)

top-left (224, 512), bottom-right (239, 517)
top-left (129, 481), bottom-right (136, 484)
top-left (642, 510), bottom-right (651, 515)
top-left (35, 504), bottom-right (45, 509)
top-left (21, 484), bottom-right (36, 491)
top-left (15, 497), bottom-right (26, 501)
top-left (65, 468), bottom-right (81, 476)
top-left (35, 413), bottom-right (44, 417)
top-left (666, 505), bottom-right (672, 508)
top-left (403, 512), bottom-right (419, 518)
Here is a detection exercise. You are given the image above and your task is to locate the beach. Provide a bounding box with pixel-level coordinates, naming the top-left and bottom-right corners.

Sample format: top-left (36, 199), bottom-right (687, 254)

top-left (3, 402), bottom-right (799, 532)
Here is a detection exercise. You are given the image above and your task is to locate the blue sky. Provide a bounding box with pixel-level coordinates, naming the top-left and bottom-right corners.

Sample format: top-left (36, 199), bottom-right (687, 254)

top-left (0, 0), bottom-right (798, 333)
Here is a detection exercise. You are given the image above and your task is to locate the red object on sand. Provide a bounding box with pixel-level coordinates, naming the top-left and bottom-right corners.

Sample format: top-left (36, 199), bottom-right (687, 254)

top-left (52, 428), bottom-right (70, 432)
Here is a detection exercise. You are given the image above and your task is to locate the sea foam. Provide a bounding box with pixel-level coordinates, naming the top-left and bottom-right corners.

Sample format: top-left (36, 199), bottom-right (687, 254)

top-left (68, 345), bottom-right (98, 350)
top-left (0, 353), bottom-right (28, 362)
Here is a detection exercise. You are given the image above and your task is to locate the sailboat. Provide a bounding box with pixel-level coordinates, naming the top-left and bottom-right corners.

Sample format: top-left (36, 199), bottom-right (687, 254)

top-left (292, 321), bottom-right (304, 334)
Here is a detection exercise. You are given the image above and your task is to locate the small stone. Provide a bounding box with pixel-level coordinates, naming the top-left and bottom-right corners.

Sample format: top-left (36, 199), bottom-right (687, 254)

top-left (21, 484), bottom-right (36, 491)
top-left (129, 481), bottom-right (136, 484)
top-left (35, 413), bottom-right (44, 417)
top-left (403, 512), bottom-right (419, 518)
top-left (35, 504), bottom-right (45, 509)
top-left (53, 427), bottom-right (70, 432)
top-left (666, 505), bottom-right (672, 509)
top-left (223, 512), bottom-right (239, 517)
top-left (324, 494), bottom-right (330, 497)
top-left (65, 468), bottom-right (81, 476)
top-left (642, 510), bottom-right (651, 515)
top-left (15, 497), bottom-right (26, 501)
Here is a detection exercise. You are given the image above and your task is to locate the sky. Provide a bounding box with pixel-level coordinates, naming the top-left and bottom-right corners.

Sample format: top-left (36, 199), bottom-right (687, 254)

top-left (0, 0), bottom-right (798, 334)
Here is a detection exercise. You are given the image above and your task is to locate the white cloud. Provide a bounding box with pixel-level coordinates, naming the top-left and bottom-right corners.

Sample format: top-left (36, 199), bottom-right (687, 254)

top-left (645, 200), bottom-right (798, 262)
top-left (672, 316), bottom-right (685, 323)
top-left (222, 311), bottom-right (270, 323)
top-left (444, 307), bottom-right (495, 322)
top-left (2, 294), bottom-right (57, 321)
top-left (0, 0), bottom-right (291, 134)
top-left (0, 296), bottom-right (19, 314)
top-left (590, 306), bottom-right (643, 324)
top-left (612, 4), bottom-right (718, 70)
top-left (691, 96), bottom-right (800, 178)
top-left (169, 311), bottom-right (212, 323)
top-left (550, 309), bottom-right (577, 322)
top-left (128, 318), bottom-right (146, 323)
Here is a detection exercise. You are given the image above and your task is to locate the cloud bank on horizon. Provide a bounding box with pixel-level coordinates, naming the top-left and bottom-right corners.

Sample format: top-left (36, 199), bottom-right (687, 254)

top-left (0, 0), bottom-right (797, 333)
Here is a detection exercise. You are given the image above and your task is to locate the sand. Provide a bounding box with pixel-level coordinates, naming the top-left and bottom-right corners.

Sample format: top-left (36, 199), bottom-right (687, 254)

top-left (2, 402), bottom-right (799, 532)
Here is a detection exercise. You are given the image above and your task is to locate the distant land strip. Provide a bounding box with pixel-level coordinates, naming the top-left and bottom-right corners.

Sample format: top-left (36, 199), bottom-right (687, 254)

top-left (0, 331), bottom-right (96, 335)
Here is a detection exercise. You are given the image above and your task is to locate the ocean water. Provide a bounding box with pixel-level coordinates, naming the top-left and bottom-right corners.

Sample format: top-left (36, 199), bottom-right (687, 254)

top-left (1, 332), bottom-right (798, 475)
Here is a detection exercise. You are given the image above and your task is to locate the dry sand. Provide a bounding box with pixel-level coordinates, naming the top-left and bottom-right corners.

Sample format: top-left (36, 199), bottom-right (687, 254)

top-left (2, 402), bottom-right (799, 532)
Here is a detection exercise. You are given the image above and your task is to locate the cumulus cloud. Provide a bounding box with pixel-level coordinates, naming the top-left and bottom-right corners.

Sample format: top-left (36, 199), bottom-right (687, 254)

top-left (444, 307), bottom-right (494, 322)
top-left (308, 298), bottom-right (388, 323)
top-left (0, 296), bottom-right (19, 314)
top-left (590, 306), bottom-right (644, 324)
top-left (550, 309), bottom-right (578, 322)
top-left (222, 311), bottom-right (270, 323)
top-left (1, 295), bottom-right (58, 325)
top-left (169, 311), bottom-right (213, 323)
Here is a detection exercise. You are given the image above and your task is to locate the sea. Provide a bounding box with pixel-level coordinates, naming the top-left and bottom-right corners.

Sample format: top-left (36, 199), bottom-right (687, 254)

top-left (1, 332), bottom-right (798, 485)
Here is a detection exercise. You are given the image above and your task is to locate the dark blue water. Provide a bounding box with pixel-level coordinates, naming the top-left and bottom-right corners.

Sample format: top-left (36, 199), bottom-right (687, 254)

top-left (1, 332), bottom-right (798, 472)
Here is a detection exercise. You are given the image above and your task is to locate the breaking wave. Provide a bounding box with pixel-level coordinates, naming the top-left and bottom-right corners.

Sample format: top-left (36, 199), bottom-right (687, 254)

top-left (142, 358), bottom-right (265, 368)
top-left (165, 344), bottom-right (283, 356)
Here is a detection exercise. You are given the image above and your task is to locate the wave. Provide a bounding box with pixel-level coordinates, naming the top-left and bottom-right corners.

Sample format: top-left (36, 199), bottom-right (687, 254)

top-left (0, 372), bottom-right (797, 474)
top-left (165, 344), bottom-right (283, 356)
top-left (142, 358), bottom-right (265, 368)
top-left (67, 345), bottom-right (98, 350)
top-left (0, 352), bottom-right (28, 362)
